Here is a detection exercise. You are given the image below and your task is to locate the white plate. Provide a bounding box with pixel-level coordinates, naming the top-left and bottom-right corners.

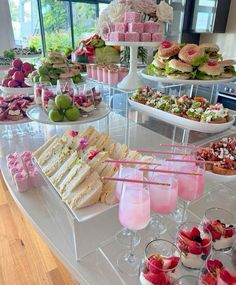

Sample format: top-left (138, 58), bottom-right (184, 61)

top-left (128, 98), bottom-right (235, 133)
top-left (106, 41), bottom-right (161, 47)
top-left (141, 69), bottom-right (236, 86)
top-left (26, 102), bottom-right (111, 125)
top-left (206, 171), bottom-right (236, 183)
top-left (0, 85), bottom-right (34, 94)
top-left (0, 117), bottom-right (30, 125)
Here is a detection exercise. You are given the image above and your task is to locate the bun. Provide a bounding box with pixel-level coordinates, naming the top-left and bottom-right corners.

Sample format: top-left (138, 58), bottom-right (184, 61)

top-left (179, 44), bottom-right (204, 65)
top-left (220, 60), bottom-right (236, 67)
top-left (168, 59), bottom-right (193, 72)
top-left (198, 62), bottom-right (223, 76)
top-left (199, 43), bottom-right (219, 52)
top-left (157, 41), bottom-right (180, 59)
top-left (220, 72), bottom-right (233, 78)
top-left (152, 57), bottom-right (165, 69)
top-left (167, 73), bottom-right (191, 80)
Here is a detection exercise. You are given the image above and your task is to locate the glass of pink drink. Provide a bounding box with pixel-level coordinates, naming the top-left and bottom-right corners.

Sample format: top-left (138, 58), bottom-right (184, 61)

top-left (148, 172), bottom-right (178, 239)
top-left (117, 175), bottom-right (150, 276)
top-left (115, 166), bottom-right (143, 247)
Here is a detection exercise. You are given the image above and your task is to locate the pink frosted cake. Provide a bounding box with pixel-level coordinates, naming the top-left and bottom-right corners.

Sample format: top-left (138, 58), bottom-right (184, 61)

top-left (140, 33), bottom-right (151, 42)
top-left (109, 32), bottom-right (125, 42)
top-left (114, 23), bottom-right (127, 33)
top-left (144, 21), bottom-right (159, 33)
top-left (124, 11), bottom-right (142, 23)
top-left (125, 32), bottom-right (139, 42)
top-left (152, 33), bottom-right (164, 42)
top-left (128, 22), bottom-right (144, 33)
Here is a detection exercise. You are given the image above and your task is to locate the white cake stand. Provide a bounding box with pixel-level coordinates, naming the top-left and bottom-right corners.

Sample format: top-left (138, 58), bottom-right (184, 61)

top-left (106, 41), bottom-right (161, 90)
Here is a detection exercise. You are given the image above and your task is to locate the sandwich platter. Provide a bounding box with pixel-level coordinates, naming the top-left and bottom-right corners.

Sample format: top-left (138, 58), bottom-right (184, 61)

top-left (26, 102), bottom-right (111, 125)
top-left (141, 70), bottom-right (236, 86)
top-left (128, 97), bottom-right (235, 133)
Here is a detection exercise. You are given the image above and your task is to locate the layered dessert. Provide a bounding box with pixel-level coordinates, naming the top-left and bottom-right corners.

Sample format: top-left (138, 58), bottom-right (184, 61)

top-left (200, 258), bottom-right (236, 285)
top-left (176, 225), bottom-right (211, 269)
top-left (139, 254), bottom-right (180, 285)
top-left (74, 89), bottom-right (95, 115)
top-left (203, 219), bottom-right (235, 251)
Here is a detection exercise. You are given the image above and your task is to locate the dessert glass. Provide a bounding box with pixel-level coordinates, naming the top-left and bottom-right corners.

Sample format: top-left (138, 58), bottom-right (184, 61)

top-left (176, 222), bottom-right (212, 270)
top-left (202, 207), bottom-right (236, 252)
top-left (34, 82), bottom-right (52, 105)
top-left (174, 275), bottom-right (207, 285)
top-left (74, 84), bottom-right (95, 117)
top-left (42, 86), bottom-right (56, 112)
top-left (139, 239), bottom-right (181, 285)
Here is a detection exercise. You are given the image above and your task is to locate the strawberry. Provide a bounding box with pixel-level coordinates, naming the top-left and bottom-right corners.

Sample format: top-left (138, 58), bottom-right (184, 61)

top-left (207, 259), bottom-right (223, 275)
top-left (191, 227), bottom-right (201, 239)
top-left (162, 256), bottom-right (179, 270)
top-left (68, 130), bottom-right (78, 137)
top-left (188, 241), bottom-right (202, 255)
top-left (211, 230), bottom-right (222, 241)
top-left (144, 272), bottom-right (167, 285)
top-left (220, 269), bottom-right (233, 285)
top-left (201, 273), bottom-right (217, 285)
top-left (224, 226), bottom-right (234, 238)
top-left (212, 220), bottom-right (225, 234)
top-left (148, 258), bottom-right (163, 274)
top-left (179, 234), bottom-right (193, 246)
top-left (201, 238), bottom-right (211, 255)
top-left (180, 229), bottom-right (192, 240)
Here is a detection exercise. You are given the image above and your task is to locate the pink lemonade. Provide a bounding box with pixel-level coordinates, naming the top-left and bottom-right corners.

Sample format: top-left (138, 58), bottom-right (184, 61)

top-left (149, 175), bottom-right (178, 215)
top-left (119, 187), bottom-right (150, 231)
top-left (177, 165), bottom-right (205, 201)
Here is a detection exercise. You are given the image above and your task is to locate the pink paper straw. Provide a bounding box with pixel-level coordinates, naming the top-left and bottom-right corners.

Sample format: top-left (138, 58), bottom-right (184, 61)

top-left (102, 176), bottom-right (170, 186)
top-left (104, 159), bottom-right (161, 166)
top-left (139, 168), bottom-right (203, 176)
top-left (136, 149), bottom-right (192, 156)
top-left (165, 158), bottom-right (216, 164)
top-left (160, 143), bottom-right (197, 149)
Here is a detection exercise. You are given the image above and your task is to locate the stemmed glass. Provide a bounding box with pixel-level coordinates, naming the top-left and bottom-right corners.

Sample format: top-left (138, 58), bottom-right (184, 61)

top-left (56, 78), bottom-right (76, 98)
top-left (117, 174), bottom-right (150, 276)
top-left (115, 166), bottom-right (143, 247)
top-left (139, 239), bottom-right (181, 284)
top-left (202, 207), bottom-right (236, 252)
top-left (148, 172), bottom-right (178, 239)
top-left (199, 252), bottom-right (236, 285)
top-left (74, 84), bottom-right (95, 117)
top-left (174, 275), bottom-right (207, 285)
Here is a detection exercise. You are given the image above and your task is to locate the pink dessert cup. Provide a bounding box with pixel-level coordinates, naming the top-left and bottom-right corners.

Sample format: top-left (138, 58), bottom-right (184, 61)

top-left (86, 65), bottom-right (92, 78)
top-left (108, 70), bottom-right (119, 86)
top-left (97, 67), bottom-right (104, 82)
top-left (103, 68), bottom-right (109, 84)
top-left (91, 65), bottom-right (98, 80)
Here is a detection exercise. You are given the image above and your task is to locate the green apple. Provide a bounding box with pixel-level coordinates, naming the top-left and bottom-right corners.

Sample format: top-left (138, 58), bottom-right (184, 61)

top-left (48, 109), bottom-right (64, 122)
top-left (65, 106), bottom-right (80, 121)
top-left (55, 94), bottom-right (72, 110)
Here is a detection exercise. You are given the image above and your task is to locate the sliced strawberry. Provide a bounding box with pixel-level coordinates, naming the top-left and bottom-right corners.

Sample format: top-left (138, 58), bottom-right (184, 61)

top-left (207, 259), bottom-right (223, 275)
top-left (212, 220), bottom-right (225, 234)
top-left (211, 230), bottom-right (222, 241)
top-left (144, 272), bottom-right (167, 285)
top-left (148, 258), bottom-right (162, 274)
top-left (201, 273), bottom-right (217, 285)
top-left (201, 238), bottom-right (211, 255)
top-left (188, 241), bottom-right (202, 255)
top-left (220, 269), bottom-right (233, 285)
top-left (224, 226), bottom-right (235, 238)
top-left (191, 227), bottom-right (201, 239)
top-left (162, 256), bottom-right (179, 270)
top-left (179, 233), bottom-right (193, 246)
top-left (179, 229), bottom-right (192, 240)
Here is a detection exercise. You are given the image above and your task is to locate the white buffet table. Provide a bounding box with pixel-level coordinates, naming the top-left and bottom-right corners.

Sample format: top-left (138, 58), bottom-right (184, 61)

top-left (0, 112), bottom-right (236, 285)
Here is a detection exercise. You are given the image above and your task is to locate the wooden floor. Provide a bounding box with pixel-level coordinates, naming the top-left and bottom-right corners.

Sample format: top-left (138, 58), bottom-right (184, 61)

top-left (0, 173), bottom-right (75, 285)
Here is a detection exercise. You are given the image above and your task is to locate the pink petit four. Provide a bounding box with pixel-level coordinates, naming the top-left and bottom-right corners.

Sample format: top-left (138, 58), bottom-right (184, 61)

top-left (152, 33), bottom-right (164, 42)
top-left (14, 171), bottom-right (29, 192)
top-left (109, 32), bottom-right (125, 42)
top-left (128, 22), bottom-right (144, 33)
top-left (29, 170), bottom-right (42, 188)
top-left (108, 70), bottom-right (119, 86)
top-left (125, 32), bottom-right (140, 42)
top-left (144, 21), bottom-right (159, 33)
top-left (124, 12), bottom-right (142, 23)
top-left (141, 33), bottom-right (152, 42)
top-left (115, 23), bottom-right (127, 33)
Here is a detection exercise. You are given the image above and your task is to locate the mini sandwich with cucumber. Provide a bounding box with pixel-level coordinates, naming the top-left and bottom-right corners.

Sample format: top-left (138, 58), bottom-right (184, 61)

top-left (165, 59), bottom-right (193, 80)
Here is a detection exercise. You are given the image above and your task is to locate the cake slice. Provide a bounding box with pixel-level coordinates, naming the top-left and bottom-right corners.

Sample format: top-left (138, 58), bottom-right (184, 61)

top-left (64, 171), bottom-right (103, 209)
top-left (59, 162), bottom-right (90, 194)
top-left (50, 151), bottom-right (78, 186)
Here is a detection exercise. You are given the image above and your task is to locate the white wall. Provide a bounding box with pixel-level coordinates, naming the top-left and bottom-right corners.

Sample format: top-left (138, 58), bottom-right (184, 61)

top-left (0, 0), bottom-right (14, 54)
top-left (200, 1), bottom-right (236, 59)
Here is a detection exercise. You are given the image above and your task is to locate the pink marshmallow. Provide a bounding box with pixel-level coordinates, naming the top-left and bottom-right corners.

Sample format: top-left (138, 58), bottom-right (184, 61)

top-left (152, 33), bottom-right (164, 42)
top-left (7, 153), bottom-right (18, 161)
top-left (29, 170), bottom-right (42, 188)
top-left (114, 23), bottom-right (127, 33)
top-left (141, 33), bottom-right (152, 42)
top-left (125, 32), bottom-right (140, 42)
top-left (10, 167), bottom-right (23, 176)
top-left (144, 21), bottom-right (159, 33)
top-left (14, 171), bottom-right (29, 192)
top-left (109, 32), bottom-right (125, 42)
top-left (124, 12), bottom-right (142, 23)
top-left (128, 23), bottom-right (144, 33)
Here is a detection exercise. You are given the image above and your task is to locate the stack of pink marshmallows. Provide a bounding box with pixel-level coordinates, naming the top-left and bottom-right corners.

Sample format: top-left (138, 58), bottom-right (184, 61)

top-left (108, 11), bottom-right (164, 42)
top-left (7, 151), bottom-right (42, 192)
